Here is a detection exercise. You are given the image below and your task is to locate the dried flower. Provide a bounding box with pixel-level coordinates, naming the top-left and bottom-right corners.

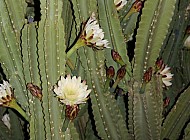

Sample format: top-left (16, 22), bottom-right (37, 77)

top-left (80, 12), bottom-right (109, 50)
top-left (27, 83), bottom-right (42, 100)
top-left (143, 67), bottom-right (153, 83)
top-left (155, 59), bottom-right (164, 70)
top-left (114, 0), bottom-right (127, 11)
top-left (54, 75), bottom-right (91, 106)
top-left (163, 97), bottom-right (170, 108)
top-left (66, 104), bottom-right (79, 120)
top-left (2, 113), bottom-right (11, 129)
top-left (132, 0), bottom-right (143, 12)
top-left (0, 81), bottom-right (13, 106)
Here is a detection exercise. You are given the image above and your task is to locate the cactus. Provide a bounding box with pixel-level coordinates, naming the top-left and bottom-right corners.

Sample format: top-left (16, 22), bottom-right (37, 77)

top-left (0, 0), bottom-right (190, 139)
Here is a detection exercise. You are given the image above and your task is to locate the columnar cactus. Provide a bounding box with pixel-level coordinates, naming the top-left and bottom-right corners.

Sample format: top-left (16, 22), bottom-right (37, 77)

top-left (0, 0), bottom-right (190, 140)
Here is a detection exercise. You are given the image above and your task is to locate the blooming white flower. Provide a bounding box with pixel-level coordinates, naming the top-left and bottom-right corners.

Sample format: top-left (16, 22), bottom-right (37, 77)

top-left (54, 75), bottom-right (91, 106)
top-left (2, 113), bottom-right (11, 129)
top-left (160, 65), bottom-right (174, 87)
top-left (114, 0), bottom-right (127, 11)
top-left (81, 12), bottom-right (109, 49)
top-left (0, 81), bottom-right (13, 106)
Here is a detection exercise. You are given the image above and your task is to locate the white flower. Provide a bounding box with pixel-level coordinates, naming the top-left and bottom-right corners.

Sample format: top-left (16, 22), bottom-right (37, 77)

top-left (114, 0), bottom-right (127, 11)
top-left (81, 12), bottom-right (109, 49)
top-left (0, 81), bottom-right (13, 106)
top-left (2, 114), bottom-right (11, 129)
top-left (160, 65), bottom-right (174, 87)
top-left (54, 75), bottom-right (91, 106)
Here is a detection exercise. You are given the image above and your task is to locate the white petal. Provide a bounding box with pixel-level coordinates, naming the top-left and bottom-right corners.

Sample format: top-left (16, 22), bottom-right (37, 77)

top-left (53, 75), bottom-right (91, 105)
top-left (162, 79), bottom-right (172, 87)
top-left (82, 13), bottom-right (109, 49)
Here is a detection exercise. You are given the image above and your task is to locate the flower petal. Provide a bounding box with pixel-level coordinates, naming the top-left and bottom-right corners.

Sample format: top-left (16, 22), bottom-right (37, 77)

top-left (53, 75), bottom-right (91, 106)
top-left (81, 12), bottom-right (110, 49)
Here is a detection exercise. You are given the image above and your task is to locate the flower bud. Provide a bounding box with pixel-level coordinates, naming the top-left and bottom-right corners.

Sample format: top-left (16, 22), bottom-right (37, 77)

top-left (143, 67), bottom-right (153, 83)
top-left (106, 66), bottom-right (115, 79)
top-left (111, 49), bottom-right (124, 65)
top-left (116, 65), bottom-right (126, 80)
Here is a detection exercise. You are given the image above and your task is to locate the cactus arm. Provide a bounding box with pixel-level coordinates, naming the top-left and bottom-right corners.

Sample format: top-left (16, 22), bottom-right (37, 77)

top-left (121, 12), bottom-right (139, 41)
top-left (4, 0), bottom-right (26, 39)
top-left (0, 1), bottom-right (28, 109)
top-left (71, 0), bottom-right (82, 23)
top-left (39, 0), bottom-right (66, 139)
top-left (131, 75), bottom-right (163, 140)
top-left (161, 86), bottom-right (190, 140)
top-left (97, 0), bottom-right (132, 93)
top-left (145, 75), bottom-right (163, 139)
top-left (85, 49), bottom-right (130, 139)
top-left (134, 0), bottom-right (176, 82)
top-left (28, 23), bottom-right (46, 140)
top-left (37, 0), bottom-right (51, 138)
top-left (132, 82), bottom-right (151, 140)
top-left (97, 0), bottom-right (131, 69)
top-left (0, 1), bottom-right (25, 77)
top-left (86, 49), bottom-right (119, 139)
top-left (0, 1), bottom-right (25, 81)
top-left (20, 24), bottom-right (36, 139)
top-left (62, 0), bottom-right (76, 47)
top-left (161, 0), bottom-right (190, 66)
